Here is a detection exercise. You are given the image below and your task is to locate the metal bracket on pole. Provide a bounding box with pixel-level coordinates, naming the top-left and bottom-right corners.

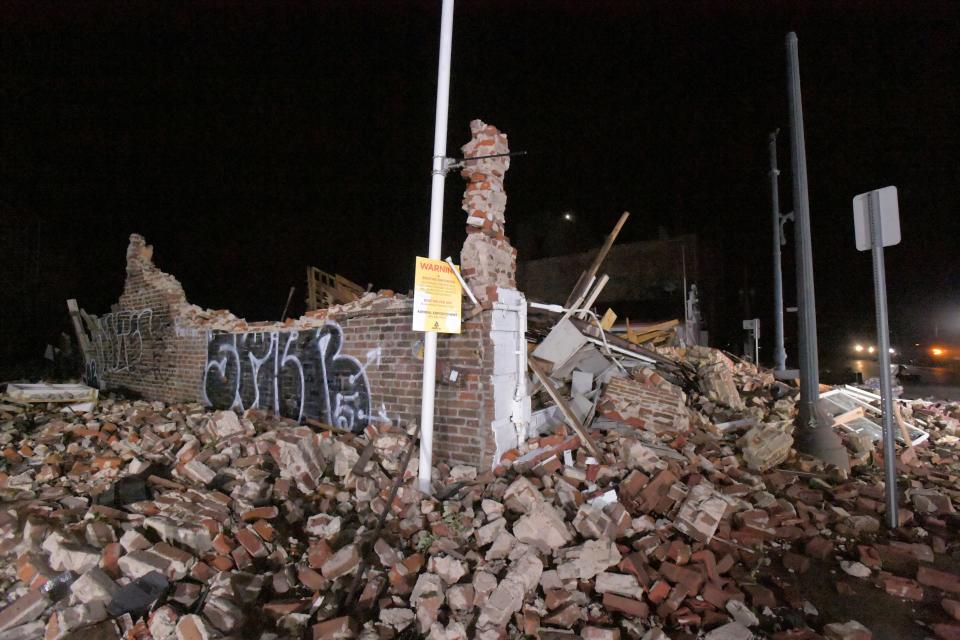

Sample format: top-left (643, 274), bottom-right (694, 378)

top-left (435, 151), bottom-right (528, 177)
top-left (779, 212), bottom-right (794, 246)
top-left (431, 155), bottom-right (458, 177)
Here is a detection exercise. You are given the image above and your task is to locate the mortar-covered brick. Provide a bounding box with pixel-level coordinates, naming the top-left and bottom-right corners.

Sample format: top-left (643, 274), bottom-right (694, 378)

top-left (599, 376), bottom-right (689, 433)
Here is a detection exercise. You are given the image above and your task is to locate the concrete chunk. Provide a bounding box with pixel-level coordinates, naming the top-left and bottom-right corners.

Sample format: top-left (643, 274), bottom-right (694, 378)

top-left (70, 568), bottom-right (119, 604)
top-left (0, 591), bottom-right (49, 633)
top-left (512, 502), bottom-right (571, 550)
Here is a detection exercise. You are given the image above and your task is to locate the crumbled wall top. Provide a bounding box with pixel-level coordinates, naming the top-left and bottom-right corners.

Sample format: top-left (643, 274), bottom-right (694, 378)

top-left (119, 234), bottom-right (408, 334)
top-left (118, 233), bottom-right (187, 312)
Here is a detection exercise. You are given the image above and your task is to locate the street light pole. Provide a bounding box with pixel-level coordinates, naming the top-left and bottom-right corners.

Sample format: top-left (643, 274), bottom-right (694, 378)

top-left (786, 32), bottom-right (849, 470)
top-left (769, 130), bottom-right (787, 372)
top-left (417, 0), bottom-right (454, 494)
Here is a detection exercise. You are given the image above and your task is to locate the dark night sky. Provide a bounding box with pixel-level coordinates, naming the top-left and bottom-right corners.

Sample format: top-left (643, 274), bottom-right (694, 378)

top-left (2, 1), bottom-right (958, 361)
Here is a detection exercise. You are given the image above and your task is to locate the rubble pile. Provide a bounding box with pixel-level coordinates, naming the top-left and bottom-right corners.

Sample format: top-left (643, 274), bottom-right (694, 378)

top-left (2, 343), bottom-right (959, 640)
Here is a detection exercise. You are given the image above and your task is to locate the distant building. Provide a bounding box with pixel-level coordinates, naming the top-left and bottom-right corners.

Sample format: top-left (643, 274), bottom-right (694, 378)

top-left (518, 234), bottom-right (722, 344)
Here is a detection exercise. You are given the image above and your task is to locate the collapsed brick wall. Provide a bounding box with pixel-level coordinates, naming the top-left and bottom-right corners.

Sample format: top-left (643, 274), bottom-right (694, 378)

top-left (76, 234), bottom-right (501, 468)
top-left (201, 305), bottom-right (499, 467)
top-left (75, 119), bottom-right (526, 470)
top-left (80, 234), bottom-right (206, 403)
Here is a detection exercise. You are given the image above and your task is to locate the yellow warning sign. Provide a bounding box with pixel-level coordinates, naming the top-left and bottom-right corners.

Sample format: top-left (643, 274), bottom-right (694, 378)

top-left (412, 257), bottom-right (462, 334)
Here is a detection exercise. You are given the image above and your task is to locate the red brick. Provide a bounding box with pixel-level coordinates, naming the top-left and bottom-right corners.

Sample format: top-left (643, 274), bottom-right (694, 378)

top-left (804, 536), bottom-right (834, 561)
top-left (919, 566), bottom-right (960, 595)
top-left (933, 624), bottom-right (960, 640)
top-left (943, 599), bottom-right (960, 621)
top-left (601, 592), bottom-right (648, 618)
top-left (882, 575), bottom-right (923, 601)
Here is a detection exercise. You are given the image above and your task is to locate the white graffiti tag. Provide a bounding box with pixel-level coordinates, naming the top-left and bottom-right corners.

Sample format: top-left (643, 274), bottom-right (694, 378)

top-left (202, 321), bottom-right (373, 432)
top-left (84, 309), bottom-right (154, 375)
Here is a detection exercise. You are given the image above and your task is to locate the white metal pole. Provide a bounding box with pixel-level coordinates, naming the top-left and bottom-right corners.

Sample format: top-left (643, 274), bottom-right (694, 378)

top-left (418, 0), bottom-right (454, 495)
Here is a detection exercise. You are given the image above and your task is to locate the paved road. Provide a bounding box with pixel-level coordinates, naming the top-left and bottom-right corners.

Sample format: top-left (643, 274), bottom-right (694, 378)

top-left (822, 357), bottom-right (960, 401)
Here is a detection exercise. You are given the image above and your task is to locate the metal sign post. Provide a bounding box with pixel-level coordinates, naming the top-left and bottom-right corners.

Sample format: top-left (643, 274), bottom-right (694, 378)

top-left (854, 186), bottom-right (900, 528)
top-left (742, 318), bottom-right (760, 364)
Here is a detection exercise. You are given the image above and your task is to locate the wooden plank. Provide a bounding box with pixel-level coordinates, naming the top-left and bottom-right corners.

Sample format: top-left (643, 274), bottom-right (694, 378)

top-left (893, 403), bottom-right (915, 451)
top-left (569, 316), bottom-right (689, 375)
top-left (563, 211), bottom-right (630, 308)
top-left (575, 274), bottom-right (609, 319)
top-left (305, 418), bottom-right (351, 435)
top-left (627, 326), bottom-right (678, 345)
top-left (832, 407), bottom-right (865, 425)
top-left (599, 309), bottom-right (617, 331)
top-left (334, 274), bottom-right (366, 301)
top-left (305, 267), bottom-right (318, 311)
top-left (528, 357), bottom-right (604, 460)
top-left (350, 439), bottom-right (378, 477)
top-left (65, 299), bottom-right (92, 354)
top-left (305, 267), bottom-right (365, 310)
top-left (616, 319), bottom-right (680, 335)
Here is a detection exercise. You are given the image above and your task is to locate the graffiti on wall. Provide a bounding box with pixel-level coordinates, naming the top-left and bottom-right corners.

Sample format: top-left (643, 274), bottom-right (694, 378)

top-left (82, 309), bottom-right (156, 381)
top-left (202, 321), bottom-right (379, 432)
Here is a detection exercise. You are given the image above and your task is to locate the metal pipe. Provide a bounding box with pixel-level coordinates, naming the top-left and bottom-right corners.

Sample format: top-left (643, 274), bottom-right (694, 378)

top-left (445, 256), bottom-right (479, 306)
top-left (868, 190), bottom-right (899, 528)
top-left (786, 32), bottom-right (849, 470)
top-left (279, 286), bottom-right (295, 321)
top-left (769, 130), bottom-right (787, 371)
top-left (418, 0), bottom-right (454, 495)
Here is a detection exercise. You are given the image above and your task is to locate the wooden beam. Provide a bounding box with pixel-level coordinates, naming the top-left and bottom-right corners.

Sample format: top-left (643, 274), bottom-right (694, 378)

top-left (564, 211), bottom-right (630, 308)
top-left (65, 299), bottom-right (92, 354)
top-left (599, 309), bottom-right (617, 331)
top-left (305, 418), bottom-right (350, 435)
top-left (616, 319), bottom-right (680, 336)
top-left (893, 403), bottom-right (916, 450)
top-left (528, 356), bottom-right (604, 460)
top-left (575, 274), bottom-right (610, 320)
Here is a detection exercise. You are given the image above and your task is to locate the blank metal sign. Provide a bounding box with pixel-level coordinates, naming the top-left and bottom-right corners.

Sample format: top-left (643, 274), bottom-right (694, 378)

top-left (853, 186), bottom-right (900, 251)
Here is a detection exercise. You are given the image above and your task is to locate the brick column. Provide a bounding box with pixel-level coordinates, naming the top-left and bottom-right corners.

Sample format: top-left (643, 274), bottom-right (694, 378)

top-left (459, 120), bottom-right (517, 306)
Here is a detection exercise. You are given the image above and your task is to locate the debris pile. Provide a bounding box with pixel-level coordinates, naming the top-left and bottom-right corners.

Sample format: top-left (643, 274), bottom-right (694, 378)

top-left (2, 340), bottom-right (959, 640)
